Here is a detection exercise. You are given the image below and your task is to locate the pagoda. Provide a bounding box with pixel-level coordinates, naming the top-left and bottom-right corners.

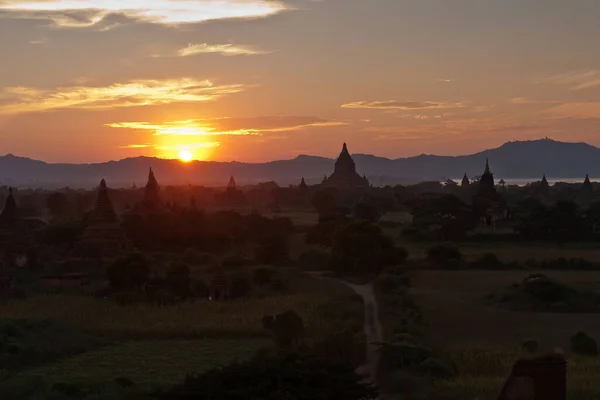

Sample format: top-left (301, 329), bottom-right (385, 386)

top-left (227, 175), bottom-right (237, 190)
top-left (143, 167), bottom-right (162, 211)
top-left (473, 159), bottom-right (508, 226)
top-left (298, 177), bottom-right (308, 189)
top-left (461, 173), bottom-right (470, 187)
top-left (0, 188), bottom-right (28, 266)
top-left (322, 143), bottom-right (369, 188)
top-left (80, 179), bottom-right (129, 255)
top-left (582, 174), bottom-right (593, 194)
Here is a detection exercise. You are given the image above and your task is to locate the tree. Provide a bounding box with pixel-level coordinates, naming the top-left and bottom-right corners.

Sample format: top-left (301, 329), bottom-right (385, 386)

top-left (330, 220), bottom-right (398, 275)
top-left (262, 310), bottom-right (305, 353)
top-left (312, 188), bottom-right (340, 222)
top-left (106, 252), bottom-right (151, 291)
top-left (153, 352), bottom-right (377, 400)
top-left (410, 194), bottom-right (476, 240)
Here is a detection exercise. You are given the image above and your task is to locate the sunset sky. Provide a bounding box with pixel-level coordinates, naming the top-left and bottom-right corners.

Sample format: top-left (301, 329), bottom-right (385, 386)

top-left (1, 0), bottom-right (600, 163)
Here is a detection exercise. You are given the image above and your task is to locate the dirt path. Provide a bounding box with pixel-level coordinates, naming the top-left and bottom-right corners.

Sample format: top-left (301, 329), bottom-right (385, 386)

top-left (345, 282), bottom-right (384, 382)
top-left (308, 272), bottom-right (384, 382)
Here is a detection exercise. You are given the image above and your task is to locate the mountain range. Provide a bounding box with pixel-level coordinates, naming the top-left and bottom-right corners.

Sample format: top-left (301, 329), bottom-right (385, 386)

top-left (1, 139), bottom-right (600, 189)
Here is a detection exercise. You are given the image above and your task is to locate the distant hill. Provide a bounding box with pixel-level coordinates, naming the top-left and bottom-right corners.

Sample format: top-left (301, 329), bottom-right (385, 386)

top-left (1, 139), bottom-right (600, 188)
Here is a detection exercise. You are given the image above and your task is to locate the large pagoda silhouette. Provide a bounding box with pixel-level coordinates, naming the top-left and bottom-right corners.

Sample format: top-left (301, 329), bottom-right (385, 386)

top-left (322, 143), bottom-right (369, 188)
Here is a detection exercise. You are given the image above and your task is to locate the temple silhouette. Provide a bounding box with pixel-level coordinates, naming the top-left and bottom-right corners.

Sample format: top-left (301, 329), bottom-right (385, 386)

top-left (322, 143), bottom-right (369, 188)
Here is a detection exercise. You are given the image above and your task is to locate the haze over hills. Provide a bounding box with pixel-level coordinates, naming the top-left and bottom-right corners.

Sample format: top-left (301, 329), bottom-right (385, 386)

top-left (1, 139), bottom-right (599, 189)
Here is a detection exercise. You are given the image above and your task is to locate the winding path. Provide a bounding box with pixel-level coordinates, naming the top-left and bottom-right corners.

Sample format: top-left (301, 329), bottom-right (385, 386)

top-left (309, 273), bottom-right (384, 383)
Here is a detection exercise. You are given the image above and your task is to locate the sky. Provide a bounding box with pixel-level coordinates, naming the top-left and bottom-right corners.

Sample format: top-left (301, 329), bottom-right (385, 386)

top-left (1, 0), bottom-right (600, 163)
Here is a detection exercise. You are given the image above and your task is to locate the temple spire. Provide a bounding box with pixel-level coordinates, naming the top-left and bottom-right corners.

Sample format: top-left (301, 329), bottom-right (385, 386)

top-left (144, 167), bottom-right (161, 209)
top-left (0, 187), bottom-right (19, 227)
top-left (461, 173), bottom-right (470, 187)
top-left (299, 177), bottom-right (308, 189)
top-left (484, 158), bottom-right (490, 174)
top-left (228, 175), bottom-right (237, 189)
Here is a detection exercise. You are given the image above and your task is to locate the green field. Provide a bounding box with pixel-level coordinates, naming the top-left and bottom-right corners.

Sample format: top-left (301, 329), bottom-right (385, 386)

top-left (435, 348), bottom-right (600, 400)
top-left (17, 338), bottom-right (268, 387)
top-left (0, 293), bottom-right (341, 339)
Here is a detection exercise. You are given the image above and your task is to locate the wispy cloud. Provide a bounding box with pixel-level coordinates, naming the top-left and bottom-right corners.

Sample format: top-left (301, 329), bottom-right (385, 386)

top-left (0, 78), bottom-right (248, 114)
top-left (108, 121), bottom-right (259, 136)
top-left (107, 116), bottom-right (346, 136)
top-left (544, 102), bottom-right (600, 119)
top-left (0, 0), bottom-right (289, 28)
top-left (437, 79), bottom-right (454, 83)
top-left (509, 97), bottom-right (561, 105)
top-left (538, 70), bottom-right (600, 90)
top-left (178, 43), bottom-right (270, 57)
top-left (341, 100), bottom-right (465, 110)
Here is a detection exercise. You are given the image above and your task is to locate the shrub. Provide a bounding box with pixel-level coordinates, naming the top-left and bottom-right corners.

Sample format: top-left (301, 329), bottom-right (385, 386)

top-left (427, 245), bottom-right (462, 268)
top-left (312, 329), bottom-right (366, 367)
top-left (106, 252), bottom-right (151, 291)
top-left (262, 310), bottom-right (305, 352)
top-left (254, 234), bottom-right (290, 265)
top-left (229, 275), bottom-right (252, 299)
top-left (298, 250), bottom-right (331, 271)
top-left (470, 253), bottom-right (504, 269)
top-left (153, 353), bottom-right (378, 400)
top-left (252, 267), bottom-right (276, 286)
top-left (417, 357), bottom-right (459, 379)
top-left (570, 332), bottom-right (598, 356)
top-left (222, 255), bottom-right (255, 269)
top-left (269, 279), bottom-right (288, 292)
top-left (521, 340), bottom-right (539, 354)
top-left (181, 248), bottom-right (212, 266)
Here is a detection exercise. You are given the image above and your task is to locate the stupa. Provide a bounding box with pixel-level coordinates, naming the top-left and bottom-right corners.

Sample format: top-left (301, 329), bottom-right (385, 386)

top-left (322, 143), bottom-right (369, 188)
top-left (461, 173), bottom-right (470, 187)
top-left (80, 179), bottom-right (129, 254)
top-left (143, 167), bottom-right (162, 211)
top-left (298, 177), bottom-right (308, 189)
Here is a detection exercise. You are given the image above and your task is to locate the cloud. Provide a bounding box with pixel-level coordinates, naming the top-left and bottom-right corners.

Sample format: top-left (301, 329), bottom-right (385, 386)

top-left (437, 79), bottom-right (453, 83)
top-left (0, 78), bottom-right (248, 114)
top-left (509, 97), bottom-right (560, 105)
top-left (0, 0), bottom-right (289, 28)
top-left (538, 70), bottom-right (600, 90)
top-left (107, 116), bottom-right (346, 136)
top-left (544, 102), bottom-right (600, 119)
top-left (341, 100), bottom-right (465, 110)
top-left (178, 43), bottom-right (271, 57)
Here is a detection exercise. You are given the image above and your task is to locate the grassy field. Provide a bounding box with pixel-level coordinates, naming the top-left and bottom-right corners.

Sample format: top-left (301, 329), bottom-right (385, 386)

top-left (406, 269), bottom-right (600, 399)
top-left (16, 338), bottom-right (268, 387)
top-left (0, 293), bottom-right (342, 339)
top-left (435, 347), bottom-right (600, 400)
top-left (410, 270), bottom-right (600, 349)
top-left (403, 241), bottom-right (600, 263)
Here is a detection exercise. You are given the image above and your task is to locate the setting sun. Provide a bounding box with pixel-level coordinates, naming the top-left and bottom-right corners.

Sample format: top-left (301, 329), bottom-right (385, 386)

top-left (179, 150), bottom-right (193, 162)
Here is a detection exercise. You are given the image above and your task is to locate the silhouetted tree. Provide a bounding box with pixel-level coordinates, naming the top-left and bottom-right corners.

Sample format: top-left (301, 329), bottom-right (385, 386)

top-left (46, 192), bottom-right (70, 220)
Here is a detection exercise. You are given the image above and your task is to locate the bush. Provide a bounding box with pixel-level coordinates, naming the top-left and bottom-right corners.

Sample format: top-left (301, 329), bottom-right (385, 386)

top-left (181, 248), bottom-right (212, 266)
top-left (417, 357), bottom-right (459, 379)
top-left (470, 253), bottom-right (505, 270)
top-left (427, 245), bottom-right (462, 268)
top-left (298, 250), bottom-right (331, 271)
top-left (229, 275), bottom-right (252, 299)
top-left (488, 274), bottom-right (600, 313)
top-left (521, 339), bottom-right (539, 354)
top-left (153, 353), bottom-right (378, 400)
top-left (222, 255), bottom-right (255, 269)
top-left (254, 234), bottom-right (289, 265)
top-left (106, 252), bottom-right (151, 291)
top-left (570, 332), bottom-right (598, 356)
top-left (312, 329), bottom-right (366, 367)
top-left (252, 267), bottom-right (276, 286)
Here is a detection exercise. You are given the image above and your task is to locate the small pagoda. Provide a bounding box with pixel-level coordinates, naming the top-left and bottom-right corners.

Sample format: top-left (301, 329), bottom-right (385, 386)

top-left (0, 188), bottom-right (30, 266)
top-left (582, 174), bottom-right (593, 194)
top-left (298, 177), bottom-right (308, 189)
top-left (473, 159), bottom-right (508, 226)
top-left (80, 179), bottom-right (130, 255)
top-left (142, 167), bottom-right (162, 211)
top-left (322, 143), bottom-right (369, 189)
top-left (461, 173), bottom-right (470, 187)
